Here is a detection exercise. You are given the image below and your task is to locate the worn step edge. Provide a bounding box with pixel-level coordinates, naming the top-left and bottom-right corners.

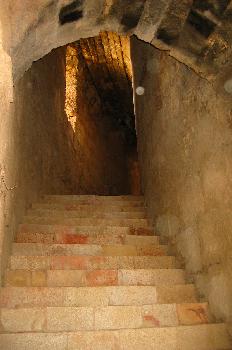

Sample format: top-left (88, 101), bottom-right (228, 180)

top-left (43, 195), bottom-right (144, 201)
top-left (0, 302), bottom-right (211, 333)
top-left (22, 216), bottom-right (149, 227)
top-left (0, 324), bottom-right (230, 350)
top-left (15, 232), bottom-right (160, 245)
top-left (33, 203), bottom-right (146, 211)
top-left (27, 209), bottom-right (147, 218)
top-left (5, 268), bottom-right (186, 287)
top-left (11, 243), bottom-right (168, 257)
top-left (9, 255), bottom-right (176, 270)
top-left (0, 284), bottom-right (198, 307)
top-left (18, 224), bottom-right (154, 235)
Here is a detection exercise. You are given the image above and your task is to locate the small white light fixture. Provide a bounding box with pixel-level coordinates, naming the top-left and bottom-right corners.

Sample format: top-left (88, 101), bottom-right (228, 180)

top-left (136, 86), bottom-right (145, 95)
top-left (224, 79), bottom-right (232, 94)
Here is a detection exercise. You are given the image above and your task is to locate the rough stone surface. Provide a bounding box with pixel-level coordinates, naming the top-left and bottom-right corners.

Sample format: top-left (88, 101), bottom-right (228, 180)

top-left (131, 35), bottom-right (232, 327)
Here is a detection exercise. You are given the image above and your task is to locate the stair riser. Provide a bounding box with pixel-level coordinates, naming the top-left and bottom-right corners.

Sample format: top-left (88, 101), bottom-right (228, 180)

top-left (15, 232), bottom-right (159, 245)
top-left (0, 303), bottom-right (210, 333)
top-left (12, 243), bottom-right (168, 257)
top-left (27, 209), bottom-right (147, 219)
top-left (0, 324), bottom-right (230, 350)
top-left (22, 217), bottom-right (149, 227)
top-left (5, 269), bottom-right (185, 287)
top-left (0, 285), bottom-right (197, 308)
top-left (19, 224), bottom-right (153, 236)
top-left (9, 256), bottom-right (176, 270)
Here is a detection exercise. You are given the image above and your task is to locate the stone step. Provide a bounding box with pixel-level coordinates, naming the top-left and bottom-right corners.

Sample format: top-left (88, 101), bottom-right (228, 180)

top-left (12, 243), bottom-right (168, 257)
top-left (5, 268), bottom-right (185, 287)
top-left (9, 255), bottom-right (176, 270)
top-left (27, 208), bottom-right (147, 219)
top-left (15, 231), bottom-right (160, 245)
top-left (41, 198), bottom-right (145, 207)
top-left (22, 216), bottom-right (149, 227)
top-left (19, 224), bottom-right (154, 236)
top-left (33, 202), bottom-right (146, 211)
top-left (0, 324), bottom-right (230, 349)
top-left (0, 302), bottom-right (210, 333)
top-left (0, 285), bottom-right (197, 308)
top-left (43, 195), bottom-right (144, 203)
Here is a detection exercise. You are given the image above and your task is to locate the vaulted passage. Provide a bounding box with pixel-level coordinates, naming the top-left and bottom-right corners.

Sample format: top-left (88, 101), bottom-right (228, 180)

top-left (12, 32), bottom-right (140, 198)
top-left (1, 1), bottom-right (232, 348)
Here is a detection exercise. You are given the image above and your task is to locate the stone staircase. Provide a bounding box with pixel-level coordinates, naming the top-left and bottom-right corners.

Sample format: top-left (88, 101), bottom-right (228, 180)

top-left (0, 195), bottom-right (231, 349)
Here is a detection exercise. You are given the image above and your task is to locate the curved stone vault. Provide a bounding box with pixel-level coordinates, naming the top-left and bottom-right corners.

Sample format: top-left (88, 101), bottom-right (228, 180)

top-left (1, 0), bottom-right (232, 85)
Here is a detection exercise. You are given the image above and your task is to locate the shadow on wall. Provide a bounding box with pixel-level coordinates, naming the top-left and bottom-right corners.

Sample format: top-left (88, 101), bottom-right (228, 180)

top-left (64, 35), bottom-right (141, 196)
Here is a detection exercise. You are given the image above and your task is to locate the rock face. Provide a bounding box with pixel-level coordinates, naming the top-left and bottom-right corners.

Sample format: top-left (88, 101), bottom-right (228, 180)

top-left (131, 35), bottom-right (232, 330)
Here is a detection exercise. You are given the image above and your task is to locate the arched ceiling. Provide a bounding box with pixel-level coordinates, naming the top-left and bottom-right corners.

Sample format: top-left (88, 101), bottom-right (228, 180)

top-left (3, 0), bottom-right (232, 87)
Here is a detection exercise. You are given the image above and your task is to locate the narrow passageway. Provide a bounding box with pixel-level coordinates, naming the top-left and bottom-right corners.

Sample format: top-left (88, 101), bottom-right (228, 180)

top-left (63, 32), bottom-right (140, 196)
top-left (0, 29), bottom-right (231, 349)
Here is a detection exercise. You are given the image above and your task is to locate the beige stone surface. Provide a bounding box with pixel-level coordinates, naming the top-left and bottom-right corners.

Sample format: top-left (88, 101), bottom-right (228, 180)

top-left (0, 333), bottom-right (68, 350)
top-left (94, 305), bottom-right (142, 330)
top-left (47, 307), bottom-right (94, 331)
top-left (68, 331), bottom-right (120, 350)
top-left (47, 270), bottom-right (86, 287)
top-left (156, 285), bottom-right (197, 304)
top-left (118, 269), bottom-right (185, 286)
top-left (5, 270), bottom-right (31, 287)
top-left (131, 36), bottom-right (232, 327)
top-left (142, 304), bottom-right (178, 327)
top-left (118, 327), bottom-right (177, 350)
top-left (176, 323), bottom-right (231, 349)
top-left (108, 286), bottom-right (157, 306)
top-left (176, 302), bottom-right (210, 325)
top-left (1, 308), bottom-right (45, 332)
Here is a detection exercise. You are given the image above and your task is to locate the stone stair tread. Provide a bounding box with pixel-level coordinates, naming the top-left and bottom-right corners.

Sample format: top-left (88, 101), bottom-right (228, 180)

top-left (22, 216), bottom-right (149, 227)
top-left (0, 324), bottom-right (230, 350)
top-left (9, 255), bottom-right (176, 270)
top-left (0, 285), bottom-right (198, 307)
top-left (15, 232), bottom-right (160, 245)
top-left (2, 194), bottom-right (230, 349)
top-left (27, 208), bottom-right (147, 219)
top-left (19, 223), bottom-right (154, 235)
top-left (43, 195), bottom-right (144, 201)
top-left (33, 202), bottom-right (146, 211)
top-left (5, 268), bottom-right (186, 287)
top-left (12, 242), bottom-right (168, 257)
top-left (0, 302), bottom-right (211, 333)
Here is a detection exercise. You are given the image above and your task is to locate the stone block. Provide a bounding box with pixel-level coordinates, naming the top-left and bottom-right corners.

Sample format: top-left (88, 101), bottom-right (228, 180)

top-left (1, 308), bottom-right (45, 332)
top-left (142, 304), bottom-right (178, 327)
top-left (5, 270), bottom-right (31, 287)
top-left (86, 270), bottom-right (118, 286)
top-left (94, 305), bottom-right (142, 330)
top-left (176, 303), bottom-right (210, 325)
top-left (47, 307), bottom-right (94, 331)
top-left (47, 270), bottom-right (86, 287)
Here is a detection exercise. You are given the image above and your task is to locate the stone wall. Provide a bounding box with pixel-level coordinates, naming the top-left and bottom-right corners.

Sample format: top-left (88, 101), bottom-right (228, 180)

top-left (131, 36), bottom-right (232, 329)
top-left (0, 46), bottom-right (78, 284)
top-left (0, 44), bottom-right (131, 284)
top-left (66, 44), bottom-right (130, 195)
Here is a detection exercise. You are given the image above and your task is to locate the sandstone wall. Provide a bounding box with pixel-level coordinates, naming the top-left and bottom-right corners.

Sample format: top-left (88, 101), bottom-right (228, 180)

top-left (0, 44), bottom-right (130, 284)
top-left (131, 36), bottom-right (232, 329)
top-left (66, 44), bottom-right (130, 195)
